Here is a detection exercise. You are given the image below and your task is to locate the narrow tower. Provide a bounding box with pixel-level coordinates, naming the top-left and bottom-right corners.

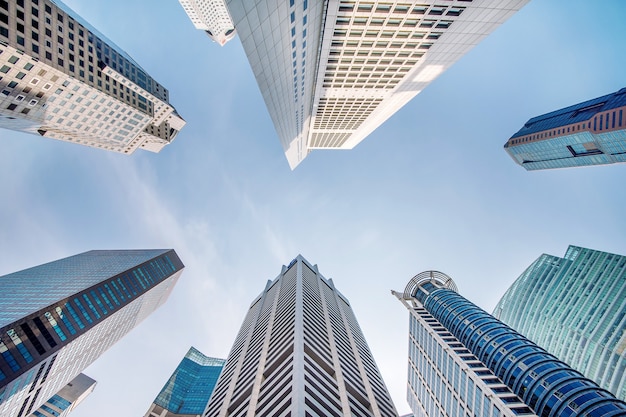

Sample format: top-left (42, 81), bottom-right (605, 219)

top-left (393, 270), bottom-right (626, 417)
top-left (205, 255), bottom-right (398, 417)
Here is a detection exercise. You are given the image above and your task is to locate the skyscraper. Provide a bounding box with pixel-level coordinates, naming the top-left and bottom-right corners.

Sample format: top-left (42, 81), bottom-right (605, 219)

top-left (393, 270), bottom-right (626, 417)
top-left (0, 0), bottom-right (185, 154)
top-left (31, 373), bottom-right (96, 417)
top-left (198, 0), bottom-right (529, 168)
top-left (504, 87), bottom-right (626, 170)
top-left (205, 255), bottom-right (397, 417)
top-left (178, 0), bottom-right (236, 46)
top-left (0, 249), bottom-right (184, 417)
top-left (144, 347), bottom-right (225, 417)
top-left (493, 246), bottom-right (626, 401)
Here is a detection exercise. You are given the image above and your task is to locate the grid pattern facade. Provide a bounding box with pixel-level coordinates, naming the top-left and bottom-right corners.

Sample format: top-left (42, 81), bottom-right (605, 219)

top-left (178, 0), bottom-right (236, 46)
top-left (223, 0), bottom-right (528, 168)
top-left (504, 88), bottom-right (626, 170)
top-left (493, 246), bottom-right (626, 401)
top-left (145, 347), bottom-right (225, 417)
top-left (0, 0), bottom-right (185, 154)
top-left (204, 255), bottom-right (397, 417)
top-left (0, 249), bottom-right (184, 417)
top-left (394, 271), bottom-right (626, 417)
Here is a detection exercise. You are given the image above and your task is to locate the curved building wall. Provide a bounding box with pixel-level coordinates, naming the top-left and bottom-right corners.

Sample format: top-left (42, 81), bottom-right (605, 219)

top-left (493, 246), bottom-right (626, 400)
top-left (425, 288), bottom-right (626, 417)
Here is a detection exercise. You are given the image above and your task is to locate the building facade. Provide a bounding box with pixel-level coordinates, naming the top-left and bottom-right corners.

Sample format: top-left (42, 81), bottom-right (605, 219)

top-left (31, 373), bottom-right (96, 417)
top-left (178, 0), bottom-right (236, 46)
top-left (0, 0), bottom-right (185, 154)
top-left (504, 87), bottom-right (626, 170)
top-left (493, 246), bottom-right (626, 401)
top-left (0, 249), bottom-right (184, 417)
top-left (205, 255), bottom-right (397, 417)
top-left (219, 0), bottom-right (529, 168)
top-left (393, 270), bottom-right (626, 417)
top-left (144, 347), bottom-right (225, 417)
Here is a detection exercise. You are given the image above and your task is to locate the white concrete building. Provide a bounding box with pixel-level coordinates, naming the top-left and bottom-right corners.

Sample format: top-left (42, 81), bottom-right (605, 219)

top-left (0, 0), bottom-right (185, 154)
top-left (222, 0), bottom-right (529, 168)
top-left (178, 0), bottom-right (236, 46)
top-left (204, 255), bottom-right (398, 417)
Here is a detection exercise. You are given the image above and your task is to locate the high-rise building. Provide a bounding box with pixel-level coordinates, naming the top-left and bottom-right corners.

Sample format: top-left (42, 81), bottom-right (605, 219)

top-left (178, 0), bottom-right (236, 46)
top-left (144, 347), bottom-right (225, 417)
top-left (493, 246), bottom-right (626, 401)
top-left (393, 270), bottom-right (626, 417)
top-left (0, 249), bottom-right (184, 417)
top-left (202, 0), bottom-right (529, 168)
top-left (0, 0), bottom-right (185, 154)
top-left (504, 87), bottom-right (626, 170)
top-left (205, 255), bottom-right (397, 417)
top-left (31, 373), bottom-right (96, 417)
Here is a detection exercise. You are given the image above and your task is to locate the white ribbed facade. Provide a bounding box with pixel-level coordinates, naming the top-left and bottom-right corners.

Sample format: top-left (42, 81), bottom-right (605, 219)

top-left (224, 0), bottom-right (529, 168)
top-left (0, 0), bottom-right (185, 154)
top-left (178, 0), bottom-right (236, 46)
top-left (204, 255), bottom-right (397, 417)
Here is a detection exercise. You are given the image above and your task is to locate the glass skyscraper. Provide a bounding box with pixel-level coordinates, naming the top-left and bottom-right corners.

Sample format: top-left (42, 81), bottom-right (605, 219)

top-left (393, 270), bottom-right (626, 417)
top-left (0, 0), bottom-right (185, 153)
top-left (493, 246), bottom-right (626, 401)
top-left (0, 249), bottom-right (184, 417)
top-left (144, 347), bottom-right (225, 417)
top-left (504, 87), bottom-right (626, 170)
top-left (205, 255), bottom-right (397, 417)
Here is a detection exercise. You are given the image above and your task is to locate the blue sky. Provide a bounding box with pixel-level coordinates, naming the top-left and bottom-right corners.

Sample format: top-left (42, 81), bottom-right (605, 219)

top-left (1, 0), bottom-right (625, 415)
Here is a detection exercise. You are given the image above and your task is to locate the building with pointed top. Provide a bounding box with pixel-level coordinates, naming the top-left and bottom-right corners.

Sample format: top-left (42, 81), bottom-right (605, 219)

top-left (205, 255), bottom-right (398, 417)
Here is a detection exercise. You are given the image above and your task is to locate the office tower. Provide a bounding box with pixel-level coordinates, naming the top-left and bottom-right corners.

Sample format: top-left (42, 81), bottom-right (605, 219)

top-left (31, 373), bottom-right (96, 417)
top-left (393, 270), bottom-right (626, 417)
top-left (0, 0), bottom-right (185, 154)
top-left (504, 87), bottom-right (626, 170)
top-left (205, 255), bottom-right (398, 417)
top-left (493, 246), bottom-right (626, 401)
top-left (0, 249), bottom-right (184, 417)
top-left (144, 347), bottom-right (225, 417)
top-left (215, 0), bottom-right (529, 168)
top-left (178, 0), bottom-right (236, 46)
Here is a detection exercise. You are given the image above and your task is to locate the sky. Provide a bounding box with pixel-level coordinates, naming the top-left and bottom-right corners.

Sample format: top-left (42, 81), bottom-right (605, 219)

top-left (0, 0), bottom-right (625, 416)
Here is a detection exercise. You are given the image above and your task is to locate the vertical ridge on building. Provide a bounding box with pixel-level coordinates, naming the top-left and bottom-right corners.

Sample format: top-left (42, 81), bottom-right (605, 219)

top-left (205, 255), bottom-right (397, 417)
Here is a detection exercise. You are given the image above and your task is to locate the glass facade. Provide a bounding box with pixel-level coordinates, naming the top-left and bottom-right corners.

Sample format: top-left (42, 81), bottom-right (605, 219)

top-left (504, 88), bottom-right (626, 170)
top-left (494, 246), bottom-right (626, 401)
top-left (31, 373), bottom-right (96, 417)
top-left (0, 250), bottom-right (184, 417)
top-left (394, 270), bottom-right (626, 417)
top-left (148, 347), bottom-right (224, 417)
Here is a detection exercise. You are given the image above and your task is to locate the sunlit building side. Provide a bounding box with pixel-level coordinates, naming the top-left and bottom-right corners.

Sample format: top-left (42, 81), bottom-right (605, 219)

top-left (0, 0), bottom-right (185, 154)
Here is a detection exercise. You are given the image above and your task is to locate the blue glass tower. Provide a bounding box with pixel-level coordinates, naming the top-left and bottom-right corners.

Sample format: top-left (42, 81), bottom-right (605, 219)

top-left (0, 249), bottom-right (184, 417)
top-left (144, 347), bottom-right (225, 417)
top-left (394, 271), bottom-right (626, 417)
top-left (504, 87), bottom-right (626, 170)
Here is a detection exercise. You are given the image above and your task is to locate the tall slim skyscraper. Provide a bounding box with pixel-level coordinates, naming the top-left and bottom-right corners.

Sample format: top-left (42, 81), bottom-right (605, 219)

top-left (493, 246), bottom-right (626, 401)
top-left (0, 249), bottom-right (184, 417)
top-left (205, 255), bottom-right (397, 417)
top-left (0, 0), bottom-right (185, 154)
top-left (178, 0), bottom-right (236, 46)
top-left (198, 0), bottom-right (529, 168)
top-left (31, 373), bottom-right (96, 417)
top-left (144, 347), bottom-right (225, 417)
top-left (504, 87), bottom-right (626, 170)
top-left (393, 270), bottom-right (626, 417)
